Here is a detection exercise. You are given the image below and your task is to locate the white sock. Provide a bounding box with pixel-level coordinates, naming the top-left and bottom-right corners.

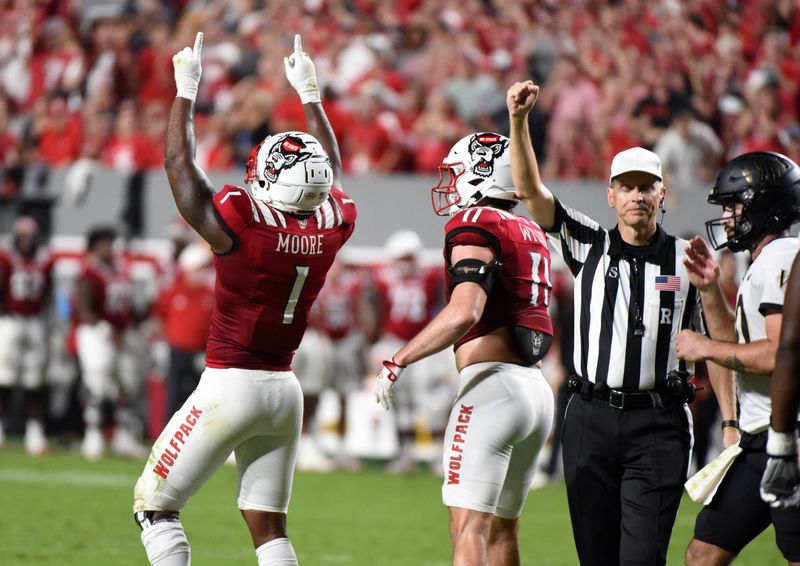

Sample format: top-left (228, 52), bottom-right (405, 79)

top-left (141, 520), bottom-right (191, 565)
top-left (256, 538), bottom-right (297, 566)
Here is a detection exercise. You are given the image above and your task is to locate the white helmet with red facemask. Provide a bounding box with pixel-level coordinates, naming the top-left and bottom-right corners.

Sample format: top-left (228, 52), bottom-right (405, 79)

top-left (431, 132), bottom-right (516, 216)
top-left (244, 131), bottom-right (333, 213)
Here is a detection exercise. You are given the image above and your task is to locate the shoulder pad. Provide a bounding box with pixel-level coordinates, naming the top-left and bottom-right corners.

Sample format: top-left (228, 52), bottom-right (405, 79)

top-left (446, 207), bottom-right (506, 254)
top-left (213, 185), bottom-right (257, 234)
top-left (329, 188), bottom-right (357, 227)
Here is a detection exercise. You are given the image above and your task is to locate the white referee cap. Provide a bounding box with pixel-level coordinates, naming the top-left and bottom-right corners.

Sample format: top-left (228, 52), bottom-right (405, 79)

top-left (609, 147), bottom-right (662, 183)
top-left (178, 242), bottom-right (211, 271)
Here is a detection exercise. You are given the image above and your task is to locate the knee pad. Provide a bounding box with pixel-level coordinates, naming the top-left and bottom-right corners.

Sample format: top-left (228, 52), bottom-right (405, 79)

top-left (134, 510), bottom-right (180, 531)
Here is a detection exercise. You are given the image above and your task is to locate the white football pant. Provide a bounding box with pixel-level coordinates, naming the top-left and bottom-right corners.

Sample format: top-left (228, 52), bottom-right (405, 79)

top-left (133, 367), bottom-right (302, 514)
top-left (441, 362), bottom-right (554, 519)
top-left (0, 315), bottom-right (47, 389)
top-left (76, 322), bottom-right (142, 400)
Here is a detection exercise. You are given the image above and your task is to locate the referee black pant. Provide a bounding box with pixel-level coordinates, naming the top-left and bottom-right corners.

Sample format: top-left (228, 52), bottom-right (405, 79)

top-left (562, 394), bottom-right (692, 565)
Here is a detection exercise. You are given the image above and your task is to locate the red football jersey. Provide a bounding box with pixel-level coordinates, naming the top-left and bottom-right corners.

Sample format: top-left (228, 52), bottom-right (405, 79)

top-left (0, 248), bottom-right (53, 316)
top-left (312, 269), bottom-right (363, 341)
top-left (78, 256), bottom-right (135, 330)
top-left (375, 265), bottom-right (443, 342)
top-left (445, 206), bottom-right (553, 350)
top-left (205, 185), bottom-right (357, 370)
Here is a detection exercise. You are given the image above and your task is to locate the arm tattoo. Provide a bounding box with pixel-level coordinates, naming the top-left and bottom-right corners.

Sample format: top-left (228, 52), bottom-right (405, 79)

top-left (723, 355), bottom-right (747, 373)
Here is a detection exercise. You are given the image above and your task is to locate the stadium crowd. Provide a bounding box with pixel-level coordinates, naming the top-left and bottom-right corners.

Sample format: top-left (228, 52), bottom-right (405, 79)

top-left (2, 0), bottom-right (784, 473)
top-left (2, 0), bottom-right (800, 202)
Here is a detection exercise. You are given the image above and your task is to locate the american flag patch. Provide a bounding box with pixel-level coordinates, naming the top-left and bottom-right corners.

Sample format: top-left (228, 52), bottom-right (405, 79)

top-left (655, 275), bottom-right (681, 291)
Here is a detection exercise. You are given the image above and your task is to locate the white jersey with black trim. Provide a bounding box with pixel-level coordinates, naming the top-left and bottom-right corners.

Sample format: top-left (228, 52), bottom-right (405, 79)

top-left (735, 236), bottom-right (800, 434)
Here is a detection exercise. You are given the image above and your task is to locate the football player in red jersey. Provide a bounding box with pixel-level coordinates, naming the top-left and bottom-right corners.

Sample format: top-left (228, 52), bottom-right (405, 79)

top-left (294, 259), bottom-right (367, 471)
top-left (74, 225), bottom-right (143, 460)
top-left (374, 132), bottom-right (555, 565)
top-left (370, 229), bottom-right (453, 473)
top-left (0, 217), bottom-right (52, 454)
top-left (133, 34), bottom-right (356, 566)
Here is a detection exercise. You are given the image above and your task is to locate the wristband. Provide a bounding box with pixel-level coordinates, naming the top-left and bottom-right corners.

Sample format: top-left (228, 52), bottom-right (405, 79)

top-left (720, 419), bottom-right (739, 431)
top-left (176, 85), bottom-right (198, 102)
top-left (297, 79), bottom-right (320, 104)
top-left (767, 427), bottom-right (799, 457)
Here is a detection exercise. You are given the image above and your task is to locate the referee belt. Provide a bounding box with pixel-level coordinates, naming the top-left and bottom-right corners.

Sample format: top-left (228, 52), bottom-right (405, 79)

top-left (568, 376), bottom-right (668, 410)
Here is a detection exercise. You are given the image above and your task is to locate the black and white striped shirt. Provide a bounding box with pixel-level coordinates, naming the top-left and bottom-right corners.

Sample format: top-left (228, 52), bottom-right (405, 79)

top-left (547, 199), bottom-right (702, 391)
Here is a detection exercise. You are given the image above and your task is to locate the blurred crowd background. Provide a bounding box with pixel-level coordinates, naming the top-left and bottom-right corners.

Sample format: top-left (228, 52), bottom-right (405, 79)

top-left (3, 0), bottom-right (800, 202)
top-left (0, 0), bottom-right (782, 479)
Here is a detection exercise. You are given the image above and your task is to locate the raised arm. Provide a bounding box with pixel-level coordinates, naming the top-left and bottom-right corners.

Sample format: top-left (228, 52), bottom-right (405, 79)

top-left (165, 32), bottom-right (232, 254)
top-left (507, 81), bottom-right (556, 229)
top-left (284, 34), bottom-right (342, 188)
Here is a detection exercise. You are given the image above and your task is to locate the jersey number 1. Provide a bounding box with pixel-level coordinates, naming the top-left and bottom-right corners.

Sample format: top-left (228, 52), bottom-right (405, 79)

top-left (283, 266), bottom-right (310, 324)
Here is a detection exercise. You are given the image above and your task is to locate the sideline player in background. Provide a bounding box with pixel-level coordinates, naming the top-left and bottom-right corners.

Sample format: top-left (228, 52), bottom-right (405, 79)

top-left (0, 217), bottom-right (52, 454)
top-left (761, 233), bottom-right (800, 509)
top-left (375, 131), bottom-right (554, 565)
top-left (370, 229), bottom-right (448, 473)
top-left (293, 259), bottom-right (367, 471)
top-left (675, 151), bottom-right (800, 564)
top-left (74, 225), bottom-right (143, 460)
top-left (132, 33), bottom-right (356, 566)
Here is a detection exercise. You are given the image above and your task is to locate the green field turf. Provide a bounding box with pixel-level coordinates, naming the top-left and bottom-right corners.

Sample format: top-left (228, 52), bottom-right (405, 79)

top-left (0, 444), bottom-right (785, 565)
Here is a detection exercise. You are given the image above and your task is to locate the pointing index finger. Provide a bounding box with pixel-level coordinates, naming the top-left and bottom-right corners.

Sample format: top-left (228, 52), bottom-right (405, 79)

top-left (294, 34), bottom-right (303, 56)
top-left (193, 32), bottom-right (204, 56)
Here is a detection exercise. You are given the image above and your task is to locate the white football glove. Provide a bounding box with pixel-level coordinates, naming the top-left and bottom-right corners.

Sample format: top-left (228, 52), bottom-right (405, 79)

top-left (283, 34), bottom-right (320, 104)
top-left (761, 427), bottom-right (800, 508)
top-left (375, 358), bottom-right (405, 411)
top-left (173, 32), bottom-right (203, 102)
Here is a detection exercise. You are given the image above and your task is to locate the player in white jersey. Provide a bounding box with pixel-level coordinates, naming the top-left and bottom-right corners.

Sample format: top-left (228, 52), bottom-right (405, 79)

top-left (761, 232), bottom-right (800, 509)
top-left (675, 151), bottom-right (800, 564)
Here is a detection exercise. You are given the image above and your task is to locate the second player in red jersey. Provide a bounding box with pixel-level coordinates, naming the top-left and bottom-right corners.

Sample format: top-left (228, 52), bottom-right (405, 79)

top-left (133, 34), bottom-right (355, 566)
top-left (444, 205), bottom-right (553, 349)
top-left (374, 132), bottom-right (555, 566)
top-left (0, 217), bottom-right (52, 455)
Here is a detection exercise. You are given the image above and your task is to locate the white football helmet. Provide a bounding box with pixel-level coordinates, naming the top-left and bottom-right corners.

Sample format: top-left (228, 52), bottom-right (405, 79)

top-left (385, 229), bottom-right (423, 258)
top-left (244, 131), bottom-right (333, 213)
top-left (431, 132), bottom-right (516, 216)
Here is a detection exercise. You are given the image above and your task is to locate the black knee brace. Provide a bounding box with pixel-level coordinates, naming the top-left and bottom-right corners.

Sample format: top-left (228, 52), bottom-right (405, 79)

top-left (134, 511), bottom-right (180, 531)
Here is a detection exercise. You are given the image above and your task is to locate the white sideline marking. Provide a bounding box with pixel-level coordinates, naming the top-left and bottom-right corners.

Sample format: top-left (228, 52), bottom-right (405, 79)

top-left (0, 468), bottom-right (135, 488)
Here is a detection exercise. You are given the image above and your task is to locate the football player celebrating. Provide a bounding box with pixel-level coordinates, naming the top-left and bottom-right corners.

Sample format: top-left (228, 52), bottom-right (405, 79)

top-left (375, 132), bottom-right (555, 565)
top-left (0, 217), bottom-right (52, 454)
top-left (675, 152), bottom-right (800, 565)
top-left (132, 33), bottom-right (356, 566)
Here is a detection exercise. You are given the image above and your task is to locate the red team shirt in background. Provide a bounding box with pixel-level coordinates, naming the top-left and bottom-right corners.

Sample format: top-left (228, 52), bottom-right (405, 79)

top-left (152, 276), bottom-right (215, 352)
top-left (310, 270), bottom-right (364, 341)
top-left (445, 206), bottom-right (553, 350)
top-left (374, 264), bottom-right (443, 342)
top-left (0, 249), bottom-right (53, 316)
top-left (206, 185), bottom-right (357, 371)
top-left (75, 257), bottom-right (135, 330)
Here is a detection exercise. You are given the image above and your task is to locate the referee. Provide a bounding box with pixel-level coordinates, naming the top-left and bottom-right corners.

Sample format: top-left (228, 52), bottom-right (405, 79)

top-left (506, 82), bottom-right (738, 565)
